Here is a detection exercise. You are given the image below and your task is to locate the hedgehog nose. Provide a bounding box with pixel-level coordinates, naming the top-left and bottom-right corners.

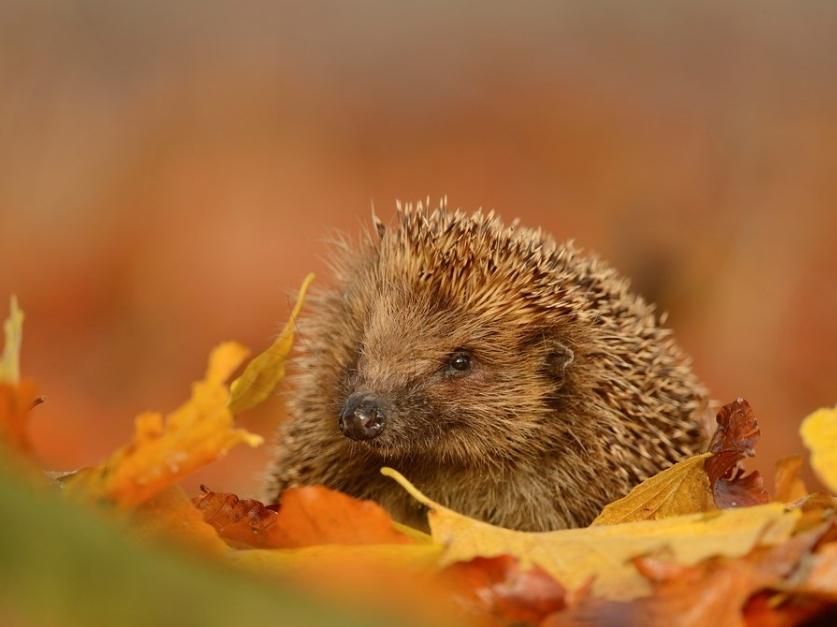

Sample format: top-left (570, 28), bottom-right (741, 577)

top-left (339, 393), bottom-right (386, 441)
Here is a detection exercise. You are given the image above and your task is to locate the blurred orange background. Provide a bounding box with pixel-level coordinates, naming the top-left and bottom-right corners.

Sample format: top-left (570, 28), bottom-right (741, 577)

top-left (1, 1), bottom-right (835, 497)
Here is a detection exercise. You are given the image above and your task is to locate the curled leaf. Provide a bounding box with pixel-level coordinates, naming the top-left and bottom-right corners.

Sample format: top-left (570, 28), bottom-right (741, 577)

top-left (228, 273), bottom-right (314, 414)
top-left (66, 342), bottom-right (262, 508)
top-left (705, 398), bottom-right (769, 508)
top-left (800, 406), bottom-right (837, 494)
top-left (195, 484), bottom-right (413, 548)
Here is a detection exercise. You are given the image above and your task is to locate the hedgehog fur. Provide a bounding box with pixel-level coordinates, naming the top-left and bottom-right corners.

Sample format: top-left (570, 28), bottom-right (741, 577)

top-left (265, 200), bottom-right (709, 531)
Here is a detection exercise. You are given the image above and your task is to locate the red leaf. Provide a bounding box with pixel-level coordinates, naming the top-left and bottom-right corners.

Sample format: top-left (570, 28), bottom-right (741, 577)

top-left (704, 398), bottom-right (769, 508)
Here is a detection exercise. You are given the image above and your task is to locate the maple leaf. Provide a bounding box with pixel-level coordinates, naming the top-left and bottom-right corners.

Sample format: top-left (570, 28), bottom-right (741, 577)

top-left (65, 342), bottom-right (262, 508)
top-left (800, 406), bottom-right (837, 494)
top-left (382, 467), bottom-right (799, 600)
top-left (705, 398), bottom-right (769, 508)
top-left (194, 484), bottom-right (414, 548)
top-left (228, 273), bottom-right (313, 414)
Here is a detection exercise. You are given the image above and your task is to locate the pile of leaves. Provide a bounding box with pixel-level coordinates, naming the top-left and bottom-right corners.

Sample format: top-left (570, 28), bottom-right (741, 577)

top-left (1, 282), bottom-right (836, 627)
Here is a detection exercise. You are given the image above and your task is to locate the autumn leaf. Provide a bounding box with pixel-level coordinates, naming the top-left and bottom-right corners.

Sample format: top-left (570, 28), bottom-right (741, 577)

top-left (195, 484), bottom-right (414, 549)
top-left (382, 467), bottom-right (800, 600)
top-left (705, 398), bottom-right (769, 508)
top-left (593, 398), bottom-right (771, 525)
top-left (131, 486), bottom-right (230, 554)
top-left (544, 526), bottom-right (828, 627)
top-left (774, 457), bottom-right (808, 503)
top-left (592, 453), bottom-right (713, 525)
top-left (440, 555), bottom-right (581, 626)
top-left (65, 342), bottom-right (262, 507)
top-left (800, 406), bottom-right (837, 494)
top-left (228, 273), bottom-right (314, 414)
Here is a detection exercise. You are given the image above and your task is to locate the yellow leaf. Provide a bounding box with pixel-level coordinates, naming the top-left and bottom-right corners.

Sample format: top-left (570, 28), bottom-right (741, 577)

top-left (800, 406), bottom-right (837, 494)
top-left (229, 273), bottom-right (314, 414)
top-left (382, 467), bottom-right (800, 600)
top-left (66, 342), bottom-right (263, 508)
top-left (592, 452), bottom-right (714, 525)
top-left (0, 296), bottom-right (23, 384)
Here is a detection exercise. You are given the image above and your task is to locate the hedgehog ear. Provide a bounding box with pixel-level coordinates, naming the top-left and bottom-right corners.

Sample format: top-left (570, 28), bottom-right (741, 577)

top-left (546, 340), bottom-right (574, 387)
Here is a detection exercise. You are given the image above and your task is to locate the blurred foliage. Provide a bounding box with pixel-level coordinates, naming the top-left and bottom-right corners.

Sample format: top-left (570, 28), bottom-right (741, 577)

top-left (0, 459), bottom-right (407, 627)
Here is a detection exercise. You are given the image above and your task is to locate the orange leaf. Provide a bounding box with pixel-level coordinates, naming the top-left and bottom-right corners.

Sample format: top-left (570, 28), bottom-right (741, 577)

top-left (132, 486), bottom-right (229, 554)
top-left (194, 485), bottom-right (413, 548)
top-left (65, 342), bottom-right (262, 508)
top-left (441, 555), bottom-right (581, 626)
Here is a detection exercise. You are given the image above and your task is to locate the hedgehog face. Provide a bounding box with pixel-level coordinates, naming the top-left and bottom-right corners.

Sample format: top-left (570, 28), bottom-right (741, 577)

top-left (324, 279), bottom-right (575, 464)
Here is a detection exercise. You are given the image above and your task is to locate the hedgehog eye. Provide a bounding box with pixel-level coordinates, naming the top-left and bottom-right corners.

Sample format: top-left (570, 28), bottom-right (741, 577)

top-left (445, 349), bottom-right (472, 376)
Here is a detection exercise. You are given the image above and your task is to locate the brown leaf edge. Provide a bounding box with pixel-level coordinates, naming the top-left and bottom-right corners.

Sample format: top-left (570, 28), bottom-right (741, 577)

top-left (704, 398), bottom-right (769, 509)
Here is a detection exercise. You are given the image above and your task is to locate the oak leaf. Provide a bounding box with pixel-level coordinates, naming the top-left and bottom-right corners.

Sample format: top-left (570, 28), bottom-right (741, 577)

top-left (195, 484), bottom-right (414, 548)
top-left (382, 467), bottom-right (800, 600)
top-left (65, 342), bottom-right (262, 507)
top-left (800, 406), bottom-right (837, 494)
top-left (228, 273), bottom-right (313, 414)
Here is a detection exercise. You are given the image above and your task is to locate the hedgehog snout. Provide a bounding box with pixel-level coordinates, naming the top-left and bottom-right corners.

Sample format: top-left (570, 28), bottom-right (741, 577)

top-left (338, 392), bottom-right (386, 441)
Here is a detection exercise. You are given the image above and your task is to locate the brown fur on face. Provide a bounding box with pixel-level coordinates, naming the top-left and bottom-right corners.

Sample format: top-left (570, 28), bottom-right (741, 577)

top-left (265, 201), bottom-right (709, 531)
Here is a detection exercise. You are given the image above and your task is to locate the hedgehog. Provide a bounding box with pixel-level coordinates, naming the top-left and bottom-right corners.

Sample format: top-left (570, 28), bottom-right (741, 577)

top-left (265, 201), bottom-right (709, 532)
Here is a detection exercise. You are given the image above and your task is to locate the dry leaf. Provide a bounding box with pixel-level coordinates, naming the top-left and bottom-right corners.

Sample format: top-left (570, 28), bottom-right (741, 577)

top-left (195, 484), bottom-right (414, 548)
top-left (774, 457), bottom-right (808, 503)
top-left (382, 467), bottom-right (800, 600)
top-left (800, 407), bottom-right (837, 494)
top-left (592, 453), bottom-right (713, 525)
top-left (546, 527), bottom-right (826, 627)
top-left (441, 555), bottom-right (579, 626)
top-left (228, 273), bottom-right (314, 414)
top-left (65, 342), bottom-right (262, 507)
top-left (705, 398), bottom-right (769, 508)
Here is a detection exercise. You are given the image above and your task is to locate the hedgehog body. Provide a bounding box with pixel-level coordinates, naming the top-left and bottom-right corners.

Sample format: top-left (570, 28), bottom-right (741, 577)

top-left (266, 203), bottom-right (709, 531)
